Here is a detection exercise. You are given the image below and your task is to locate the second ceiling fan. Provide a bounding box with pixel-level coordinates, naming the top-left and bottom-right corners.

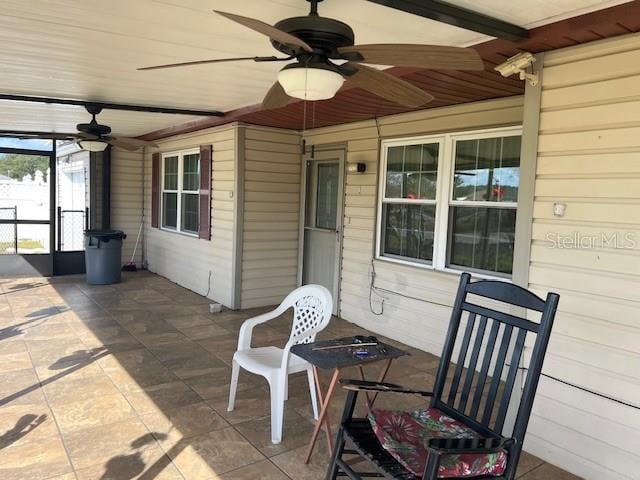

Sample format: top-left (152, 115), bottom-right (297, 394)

top-left (139, 0), bottom-right (485, 109)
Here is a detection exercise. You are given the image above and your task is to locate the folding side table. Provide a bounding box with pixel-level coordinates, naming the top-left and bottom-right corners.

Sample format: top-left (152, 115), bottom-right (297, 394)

top-left (291, 337), bottom-right (409, 463)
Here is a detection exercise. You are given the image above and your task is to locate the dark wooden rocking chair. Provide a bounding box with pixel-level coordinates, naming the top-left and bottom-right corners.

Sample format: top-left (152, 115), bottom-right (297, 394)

top-left (327, 273), bottom-right (559, 480)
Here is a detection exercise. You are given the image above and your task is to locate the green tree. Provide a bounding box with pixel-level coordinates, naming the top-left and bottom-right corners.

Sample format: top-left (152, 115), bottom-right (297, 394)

top-left (0, 154), bottom-right (49, 181)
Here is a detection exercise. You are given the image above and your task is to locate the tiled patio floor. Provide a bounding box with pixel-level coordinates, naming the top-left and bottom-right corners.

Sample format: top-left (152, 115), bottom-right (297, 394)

top-left (0, 271), bottom-right (580, 480)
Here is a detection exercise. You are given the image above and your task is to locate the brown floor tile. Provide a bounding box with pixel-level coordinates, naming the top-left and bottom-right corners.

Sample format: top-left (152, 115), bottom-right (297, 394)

top-left (0, 434), bottom-right (73, 480)
top-left (140, 402), bottom-right (229, 448)
top-left (0, 350), bottom-right (33, 373)
top-left (235, 408), bottom-right (315, 457)
top-left (0, 403), bottom-right (59, 449)
top-left (43, 372), bottom-right (121, 405)
top-left (35, 359), bottom-right (105, 384)
top-left (178, 323), bottom-right (234, 341)
top-left (184, 368), bottom-right (264, 401)
top-left (516, 451), bottom-right (546, 478)
top-left (0, 367), bottom-right (46, 407)
top-left (166, 314), bottom-right (221, 330)
top-left (123, 380), bottom-right (202, 415)
top-left (75, 444), bottom-right (182, 480)
top-left (64, 418), bottom-right (155, 470)
top-left (196, 335), bottom-right (239, 363)
top-left (220, 459), bottom-right (289, 480)
top-left (51, 391), bottom-right (136, 434)
top-left (271, 441), bottom-right (331, 480)
top-left (46, 474), bottom-right (78, 480)
top-left (164, 427), bottom-right (265, 479)
top-left (137, 331), bottom-right (191, 348)
top-left (209, 386), bottom-right (272, 425)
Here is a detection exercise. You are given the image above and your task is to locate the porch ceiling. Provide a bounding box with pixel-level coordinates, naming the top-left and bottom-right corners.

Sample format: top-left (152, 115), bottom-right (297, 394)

top-left (0, 0), bottom-right (637, 138)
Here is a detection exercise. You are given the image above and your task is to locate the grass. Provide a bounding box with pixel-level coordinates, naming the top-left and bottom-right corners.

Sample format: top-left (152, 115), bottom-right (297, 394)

top-left (0, 239), bottom-right (45, 254)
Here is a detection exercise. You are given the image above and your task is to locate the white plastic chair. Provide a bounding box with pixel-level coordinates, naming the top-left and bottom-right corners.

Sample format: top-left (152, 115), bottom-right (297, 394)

top-left (227, 284), bottom-right (333, 444)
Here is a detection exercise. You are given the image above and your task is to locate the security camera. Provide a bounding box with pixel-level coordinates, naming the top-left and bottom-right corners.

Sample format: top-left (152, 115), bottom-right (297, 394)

top-left (494, 51), bottom-right (538, 86)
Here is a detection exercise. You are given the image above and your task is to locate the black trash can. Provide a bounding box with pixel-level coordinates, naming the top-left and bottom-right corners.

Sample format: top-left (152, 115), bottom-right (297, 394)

top-left (84, 230), bottom-right (126, 285)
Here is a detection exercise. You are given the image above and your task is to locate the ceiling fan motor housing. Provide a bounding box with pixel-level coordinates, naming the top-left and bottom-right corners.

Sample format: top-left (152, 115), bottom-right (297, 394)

top-left (272, 16), bottom-right (355, 58)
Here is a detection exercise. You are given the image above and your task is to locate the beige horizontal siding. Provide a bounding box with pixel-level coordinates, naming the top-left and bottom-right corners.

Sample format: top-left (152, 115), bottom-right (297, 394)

top-left (110, 147), bottom-right (143, 265)
top-left (239, 125), bottom-right (302, 309)
top-left (143, 124), bottom-right (237, 307)
top-left (525, 33), bottom-right (640, 480)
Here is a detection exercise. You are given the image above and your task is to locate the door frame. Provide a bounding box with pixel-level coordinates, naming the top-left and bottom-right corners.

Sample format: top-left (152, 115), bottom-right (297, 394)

top-left (0, 144), bottom-right (56, 277)
top-left (297, 148), bottom-right (346, 316)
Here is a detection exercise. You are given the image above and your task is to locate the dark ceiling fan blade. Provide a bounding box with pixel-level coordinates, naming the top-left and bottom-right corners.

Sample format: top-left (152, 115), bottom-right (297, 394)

top-left (339, 44), bottom-right (485, 70)
top-left (262, 82), bottom-right (293, 110)
top-left (341, 62), bottom-right (434, 108)
top-left (138, 56), bottom-right (286, 71)
top-left (214, 10), bottom-right (312, 52)
top-left (109, 137), bottom-right (158, 149)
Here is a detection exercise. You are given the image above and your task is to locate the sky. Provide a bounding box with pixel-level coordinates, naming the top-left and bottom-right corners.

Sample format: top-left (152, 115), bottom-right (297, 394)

top-left (0, 137), bottom-right (53, 151)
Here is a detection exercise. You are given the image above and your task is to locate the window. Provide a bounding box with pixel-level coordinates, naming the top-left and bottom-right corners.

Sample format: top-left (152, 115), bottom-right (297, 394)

top-left (380, 141), bottom-right (440, 264)
top-left (161, 150), bottom-right (200, 235)
top-left (377, 127), bottom-right (522, 278)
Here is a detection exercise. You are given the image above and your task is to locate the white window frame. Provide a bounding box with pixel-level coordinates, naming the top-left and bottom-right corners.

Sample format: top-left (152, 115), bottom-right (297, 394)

top-left (376, 126), bottom-right (523, 279)
top-left (160, 148), bottom-right (200, 236)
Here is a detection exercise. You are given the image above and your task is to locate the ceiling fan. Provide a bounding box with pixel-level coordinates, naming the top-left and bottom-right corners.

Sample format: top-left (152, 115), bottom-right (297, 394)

top-left (69, 105), bottom-right (157, 151)
top-left (138, 0), bottom-right (485, 110)
top-left (0, 105), bottom-right (156, 152)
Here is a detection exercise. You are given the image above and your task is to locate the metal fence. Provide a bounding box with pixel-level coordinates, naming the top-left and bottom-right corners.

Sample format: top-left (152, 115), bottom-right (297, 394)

top-left (0, 206), bottom-right (17, 254)
top-left (58, 207), bottom-right (88, 251)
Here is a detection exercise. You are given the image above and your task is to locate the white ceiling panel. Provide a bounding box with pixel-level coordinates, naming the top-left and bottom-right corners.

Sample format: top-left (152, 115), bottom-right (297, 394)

top-left (0, 0), bottom-right (631, 136)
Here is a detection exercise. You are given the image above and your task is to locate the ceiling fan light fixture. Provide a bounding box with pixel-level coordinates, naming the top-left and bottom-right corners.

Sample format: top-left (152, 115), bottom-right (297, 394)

top-left (78, 140), bottom-right (109, 152)
top-left (277, 63), bottom-right (344, 101)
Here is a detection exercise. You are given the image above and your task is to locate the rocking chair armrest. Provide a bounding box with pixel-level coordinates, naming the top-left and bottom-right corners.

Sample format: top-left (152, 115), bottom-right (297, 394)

top-left (427, 436), bottom-right (515, 455)
top-left (340, 379), bottom-right (434, 397)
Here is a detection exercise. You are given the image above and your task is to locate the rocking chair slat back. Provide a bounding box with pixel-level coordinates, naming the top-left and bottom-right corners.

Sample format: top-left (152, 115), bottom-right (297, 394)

top-left (446, 312), bottom-right (476, 406)
top-left (458, 315), bottom-right (488, 413)
top-left (432, 273), bottom-right (559, 444)
top-left (481, 323), bottom-right (512, 426)
top-left (469, 318), bottom-right (500, 419)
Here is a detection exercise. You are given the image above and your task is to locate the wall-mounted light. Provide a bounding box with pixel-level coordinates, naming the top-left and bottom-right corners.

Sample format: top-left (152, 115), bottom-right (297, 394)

top-left (347, 162), bottom-right (366, 174)
top-left (495, 52), bottom-right (538, 86)
top-left (78, 140), bottom-right (109, 152)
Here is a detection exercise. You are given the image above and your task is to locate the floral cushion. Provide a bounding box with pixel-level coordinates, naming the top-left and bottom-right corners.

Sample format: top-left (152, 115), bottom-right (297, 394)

top-left (368, 407), bottom-right (507, 478)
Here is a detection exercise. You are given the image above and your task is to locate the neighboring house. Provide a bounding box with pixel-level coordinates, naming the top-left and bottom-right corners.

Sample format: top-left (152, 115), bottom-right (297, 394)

top-left (108, 31), bottom-right (640, 480)
top-left (56, 143), bottom-right (90, 251)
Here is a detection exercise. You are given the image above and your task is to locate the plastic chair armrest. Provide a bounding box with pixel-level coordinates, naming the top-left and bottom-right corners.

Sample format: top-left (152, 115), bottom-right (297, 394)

top-left (237, 306), bottom-right (287, 350)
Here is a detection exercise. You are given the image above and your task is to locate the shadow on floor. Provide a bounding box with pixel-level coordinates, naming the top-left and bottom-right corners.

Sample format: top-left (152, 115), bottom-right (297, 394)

top-left (0, 414), bottom-right (47, 450)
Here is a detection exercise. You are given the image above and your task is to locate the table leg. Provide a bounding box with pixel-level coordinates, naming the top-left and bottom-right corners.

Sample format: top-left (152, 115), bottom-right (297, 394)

top-left (357, 365), bottom-right (373, 410)
top-left (313, 366), bottom-right (334, 456)
top-left (370, 358), bottom-right (393, 407)
top-left (305, 367), bottom-right (340, 464)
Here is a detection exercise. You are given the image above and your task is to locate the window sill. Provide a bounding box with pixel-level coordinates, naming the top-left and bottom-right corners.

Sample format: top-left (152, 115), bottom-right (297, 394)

top-left (159, 226), bottom-right (199, 239)
top-left (375, 255), bottom-right (512, 282)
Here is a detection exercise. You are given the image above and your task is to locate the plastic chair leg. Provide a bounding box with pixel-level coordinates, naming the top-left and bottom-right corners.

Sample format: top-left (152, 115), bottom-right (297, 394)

top-left (228, 359), bottom-right (240, 412)
top-left (284, 377), bottom-right (289, 400)
top-left (270, 377), bottom-right (285, 444)
top-left (307, 368), bottom-right (319, 420)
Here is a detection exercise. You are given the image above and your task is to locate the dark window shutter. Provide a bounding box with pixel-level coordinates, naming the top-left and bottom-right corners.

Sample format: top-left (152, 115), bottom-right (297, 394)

top-left (151, 152), bottom-right (160, 228)
top-left (198, 145), bottom-right (212, 240)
